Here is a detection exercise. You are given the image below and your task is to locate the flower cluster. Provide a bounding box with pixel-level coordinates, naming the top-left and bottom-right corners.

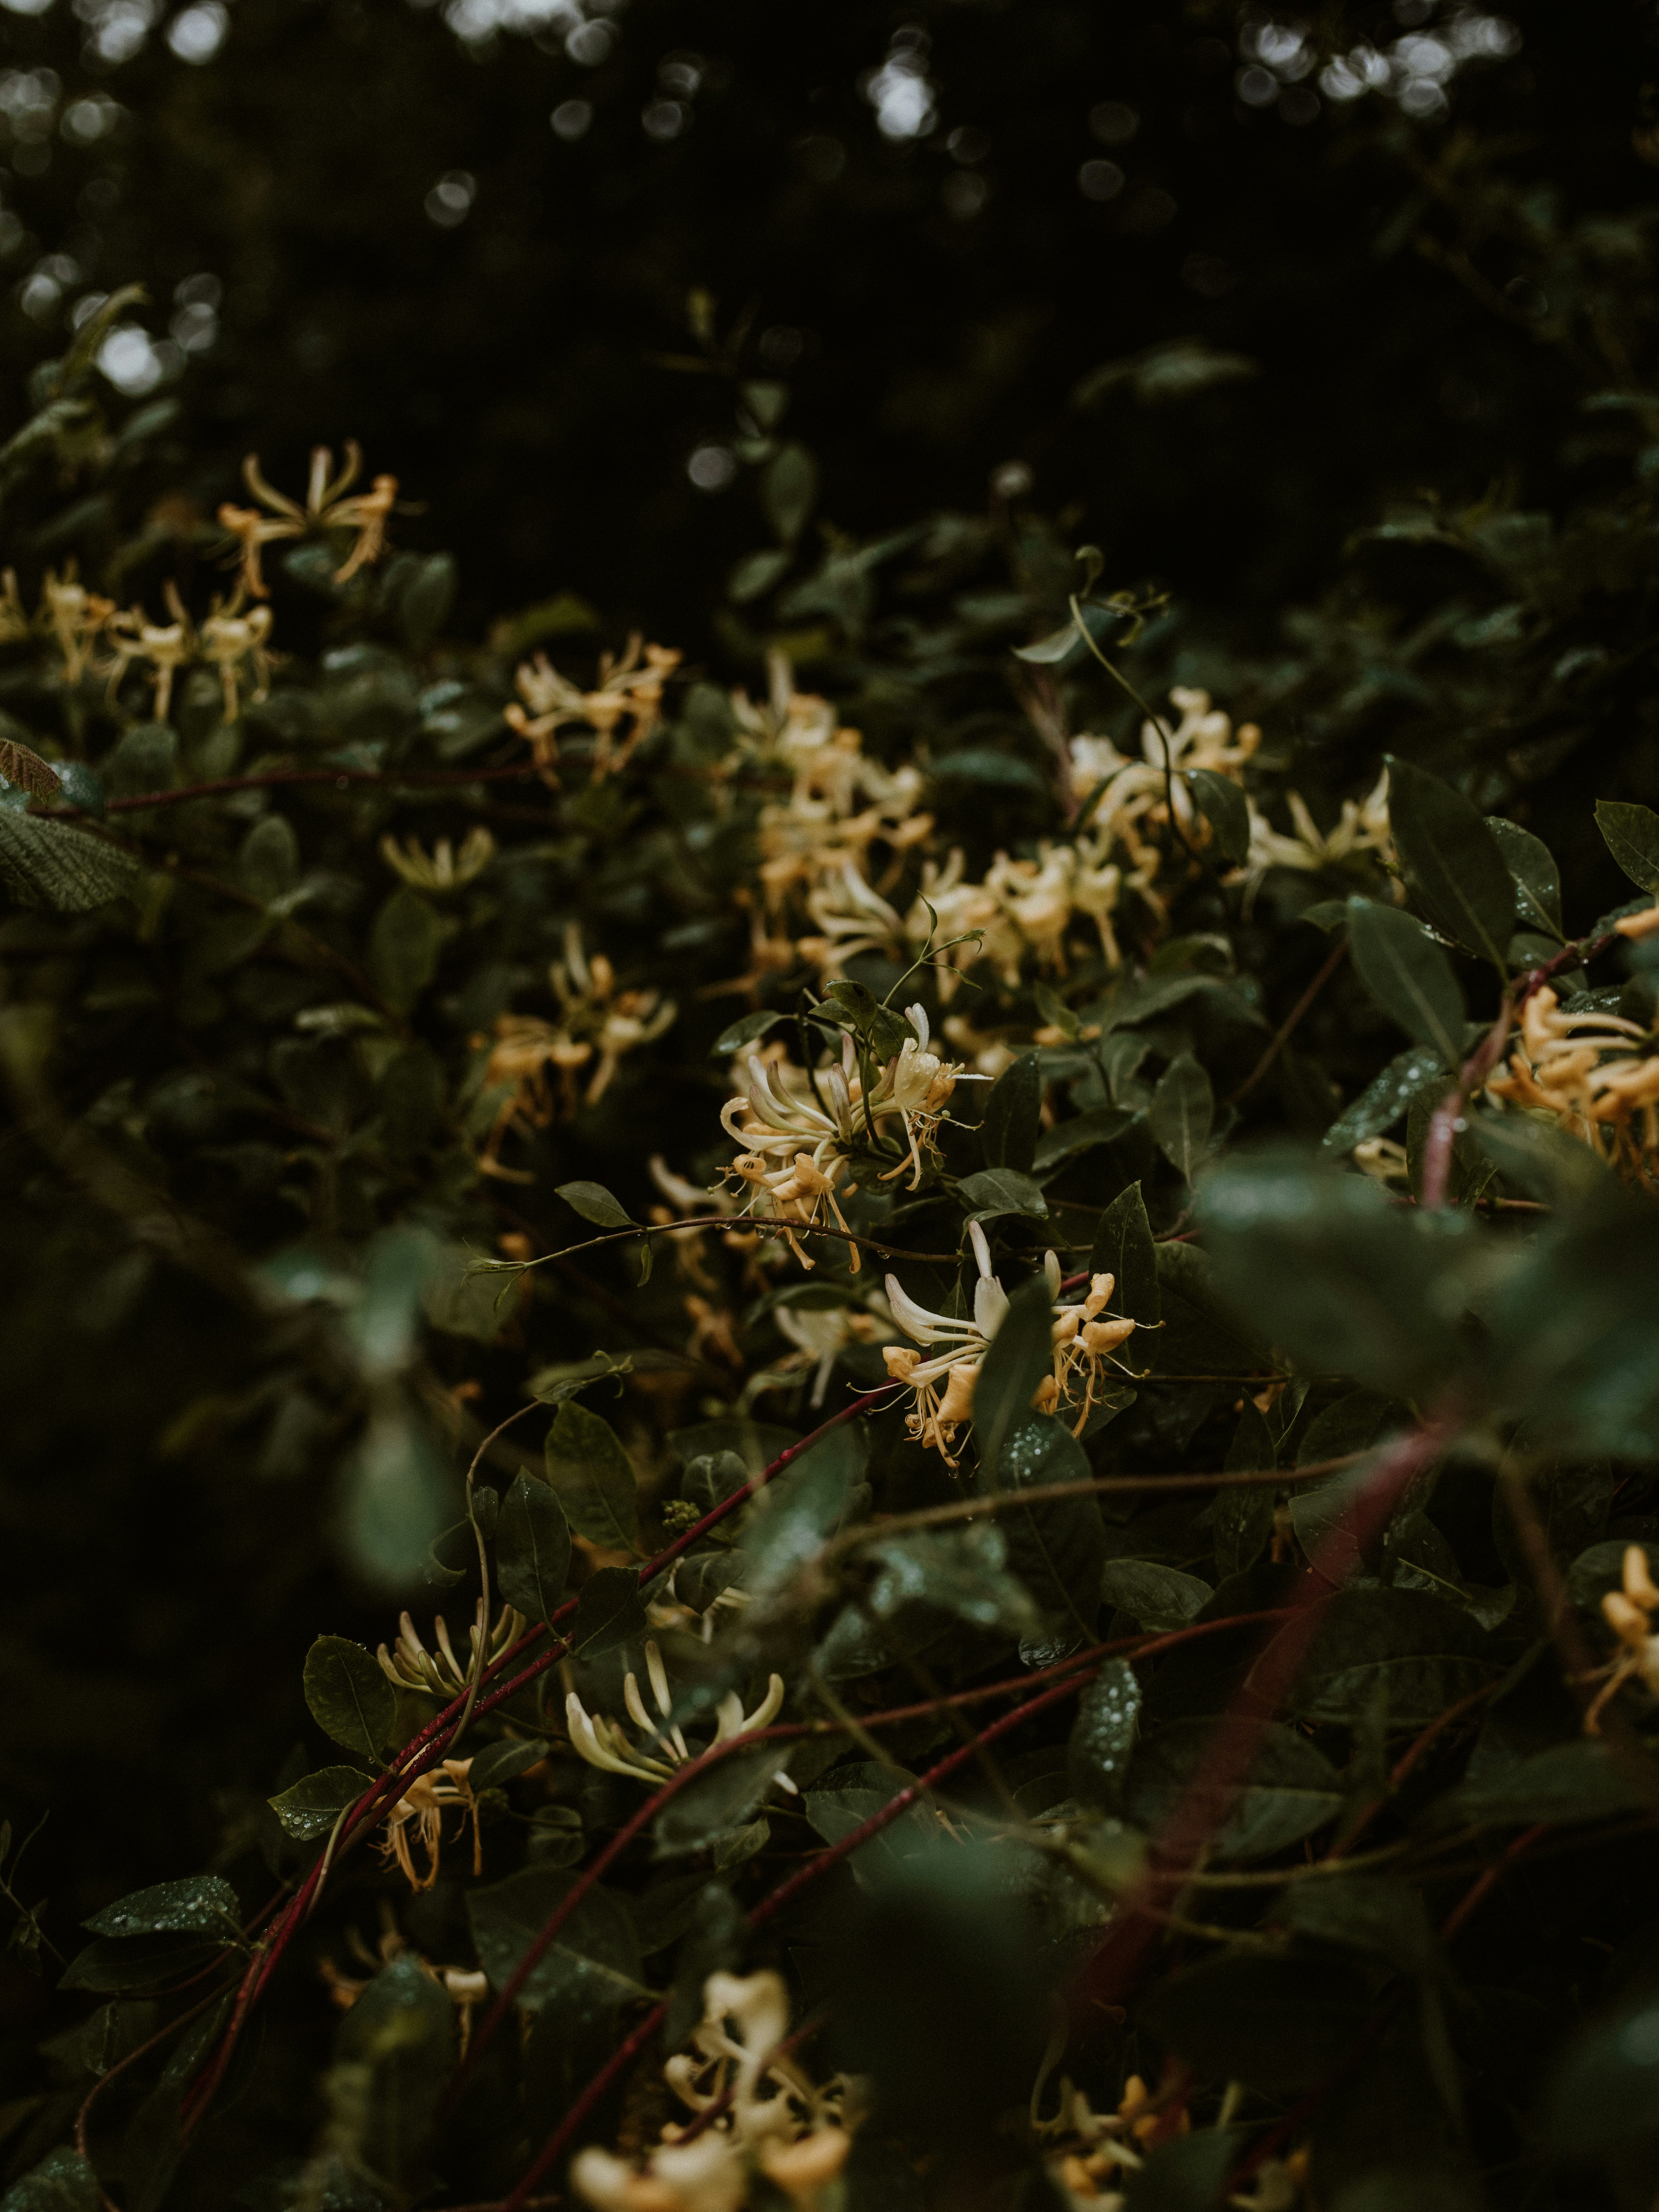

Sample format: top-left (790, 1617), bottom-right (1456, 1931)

top-left (1586, 1542), bottom-right (1659, 1733)
top-left (5, 563), bottom-right (278, 722)
top-left (572, 1969), bottom-right (855, 2212)
top-left (377, 1598), bottom-right (526, 1698)
top-left (471, 926), bottom-right (677, 1176)
top-left (1484, 980), bottom-right (1659, 1190)
top-left (217, 442), bottom-right (398, 599)
top-left (881, 1226), bottom-right (1137, 1467)
top-left (504, 632), bottom-right (682, 783)
top-left (564, 1640), bottom-right (786, 1784)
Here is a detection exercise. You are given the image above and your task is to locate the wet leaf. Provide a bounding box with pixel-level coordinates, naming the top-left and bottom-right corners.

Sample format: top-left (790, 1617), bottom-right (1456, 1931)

top-left (544, 1399), bottom-right (639, 1550)
top-left (303, 1635), bottom-right (396, 1763)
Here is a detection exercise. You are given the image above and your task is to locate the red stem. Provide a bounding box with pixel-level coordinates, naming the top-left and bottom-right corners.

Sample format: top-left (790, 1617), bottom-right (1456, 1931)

top-left (1073, 1412), bottom-right (1453, 2018)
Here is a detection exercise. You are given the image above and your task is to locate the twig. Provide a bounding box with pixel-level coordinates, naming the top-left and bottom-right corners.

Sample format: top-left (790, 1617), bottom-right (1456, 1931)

top-left (1228, 937), bottom-right (1348, 1106)
top-left (29, 759), bottom-right (551, 817)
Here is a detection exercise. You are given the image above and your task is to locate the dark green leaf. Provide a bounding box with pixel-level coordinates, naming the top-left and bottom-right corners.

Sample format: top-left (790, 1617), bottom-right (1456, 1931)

top-left (555, 1179), bottom-right (636, 1230)
top-left (1198, 1152), bottom-right (1475, 1398)
top-left (1346, 898), bottom-right (1465, 1068)
top-left (1385, 757), bottom-right (1516, 967)
top-left (1322, 1046), bottom-right (1452, 1154)
top-left (1125, 1719), bottom-right (1344, 1862)
top-left (995, 1414), bottom-right (1106, 1642)
top-left (1277, 1874), bottom-right (1441, 1980)
top-left (1594, 798), bottom-right (1659, 894)
top-left (654, 1745), bottom-right (782, 1858)
top-left (981, 1052), bottom-right (1042, 1172)
top-left (303, 1635), bottom-right (396, 1763)
top-left (1431, 1740), bottom-right (1655, 1829)
top-left (1090, 1182), bottom-right (1161, 1332)
top-left (1124, 2129), bottom-right (1244, 2212)
top-left (333, 1953), bottom-right (455, 2193)
top-left (1099, 1559), bottom-right (1213, 1630)
top-left (60, 1935), bottom-right (224, 1992)
top-left (761, 442), bottom-right (818, 544)
top-left (1487, 818), bottom-right (1563, 937)
top-left (1276, 1589), bottom-right (1497, 1724)
top-left (976, 1276), bottom-right (1059, 1484)
top-left (1187, 767), bottom-right (1250, 865)
top-left (1214, 1401), bottom-right (1276, 1578)
top-left (544, 1399), bottom-right (640, 1550)
top-left (469, 1737), bottom-right (550, 1792)
top-left (0, 810), bottom-right (140, 913)
top-left (712, 1007), bottom-right (786, 1057)
top-left (0, 2150), bottom-right (104, 2212)
top-left (83, 1875), bottom-right (242, 1940)
top-left (956, 1166), bottom-right (1048, 1221)
top-left (1066, 1658), bottom-right (1142, 1808)
top-left (862, 1523), bottom-right (1041, 1639)
top-left (569, 1565), bottom-right (647, 1655)
top-left (467, 1864), bottom-right (646, 2013)
top-left (369, 885), bottom-right (442, 1011)
top-left (1033, 1105), bottom-right (1137, 1173)
top-left (267, 1766), bottom-right (372, 1841)
top-left (496, 1472), bottom-right (572, 1625)
top-left (1149, 1053), bottom-right (1214, 1181)
top-left (1546, 1985), bottom-right (1659, 2154)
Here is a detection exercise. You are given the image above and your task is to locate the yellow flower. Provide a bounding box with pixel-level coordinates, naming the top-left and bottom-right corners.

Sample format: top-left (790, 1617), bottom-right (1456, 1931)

top-left (564, 1638), bottom-right (785, 1784)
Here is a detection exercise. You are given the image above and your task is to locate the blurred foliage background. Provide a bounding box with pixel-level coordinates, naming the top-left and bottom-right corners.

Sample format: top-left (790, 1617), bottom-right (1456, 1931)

top-left (2, 0), bottom-right (1659, 2202)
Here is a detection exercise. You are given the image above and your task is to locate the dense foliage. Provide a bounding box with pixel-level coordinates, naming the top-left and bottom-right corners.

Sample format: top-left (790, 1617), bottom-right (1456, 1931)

top-left (4, 5), bottom-right (1659, 2212)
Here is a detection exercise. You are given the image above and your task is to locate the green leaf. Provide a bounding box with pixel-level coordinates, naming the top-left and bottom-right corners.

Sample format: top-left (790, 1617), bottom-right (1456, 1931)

top-left (727, 547), bottom-right (791, 604)
top-left (1089, 1182), bottom-right (1161, 1332)
top-left (976, 1275), bottom-right (1059, 1484)
top-left (655, 1745), bottom-right (783, 1858)
top-left (369, 884), bottom-right (443, 1011)
top-left (1148, 1053), bottom-right (1213, 1181)
top-left (302, 1635), bottom-right (396, 1763)
top-left (1431, 1740), bottom-right (1654, 1829)
top-left (555, 1179), bottom-right (635, 1230)
top-left (995, 1414), bottom-right (1106, 1643)
top-left (956, 1166), bottom-right (1048, 1221)
top-left (60, 1935), bottom-right (224, 1992)
top-left (761, 442), bottom-right (818, 544)
top-left (267, 1765), bottom-right (373, 1841)
top-left (1275, 1874), bottom-right (1442, 1980)
top-left (980, 1051), bottom-right (1042, 1172)
top-left (1384, 757), bottom-right (1516, 968)
top-left (496, 1473), bottom-right (572, 1626)
top-left (1124, 1719), bottom-right (1344, 1863)
top-left (1065, 1658), bottom-right (1142, 1808)
top-left (1485, 1202), bottom-right (1659, 1458)
top-left (1012, 619), bottom-right (1082, 665)
top-left (1033, 1105), bottom-right (1137, 1174)
top-left (1099, 1559), bottom-right (1213, 1631)
top-left (1487, 818), bottom-right (1563, 938)
top-left (526, 1350), bottom-right (636, 1404)
top-left (0, 810), bottom-right (140, 913)
top-left (1214, 1401), bottom-right (1275, 1578)
top-left (1186, 767), bottom-right (1250, 864)
top-left (468, 1738), bottom-right (551, 1792)
top-left (1321, 1045), bottom-right (1452, 1154)
top-left (397, 550), bottom-right (458, 653)
top-left (544, 1399), bottom-right (640, 1551)
top-left (743, 1420), bottom-right (869, 1602)
top-left (1346, 898), bottom-right (1466, 1068)
top-left (238, 814), bottom-right (300, 904)
top-left (1594, 798), bottom-right (1659, 893)
top-left (712, 1007), bottom-right (786, 1057)
top-left (0, 2149), bottom-right (104, 2212)
top-left (862, 1523), bottom-right (1041, 1639)
top-left (1138, 1954), bottom-right (1372, 2089)
top-left (569, 1564), bottom-right (647, 1655)
top-left (1198, 1152), bottom-right (1475, 1398)
top-left (332, 1954), bottom-right (455, 2193)
top-left (1274, 1588), bottom-right (1497, 1724)
top-left (467, 1863), bottom-right (646, 2012)
top-left (83, 1876), bottom-right (242, 1940)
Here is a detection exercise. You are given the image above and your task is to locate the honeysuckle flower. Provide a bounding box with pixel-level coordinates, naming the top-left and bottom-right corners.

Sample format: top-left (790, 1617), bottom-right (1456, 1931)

top-left (379, 1757), bottom-right (480, 1892)
top-left (747, 1294), bottom-right (891, 1409)
top-left (564, 1639), bottom-right (786, 1785)
top-left (1584, 1543), bottom-right (1659, 1733)
top-left (196, 592), bottom-right (276, 721)
top-left (218, 442), bottom-right (397, 598)
top-left (1233, 768), bottom-right (1394, 892)
top-left (380, 824), bottom-right (496, 892)
top-left (377, 1598), bottom-right (527, 1697)
top-left (1615, 902), bottom-right (1659, 942)
top-left (795, 858), bottom-right (906, 978)
top-left (321, 1911), bottom-right (492, 2052)
top-left (504, 634), bottom-right (682, 783)
top-left (883, 1229), bottom-right (1137, 1464)
top-left (1485, 985), bottom-right (1659, 1189)
top-left (907, 849), bottom-right (1021, 994)
top-left (40, 565), bottom-right (118, 686)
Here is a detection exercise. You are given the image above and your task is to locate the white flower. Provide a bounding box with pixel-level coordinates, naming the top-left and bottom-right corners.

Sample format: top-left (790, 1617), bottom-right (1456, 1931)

top-left (565, 1639), bottom-right (785, 1785)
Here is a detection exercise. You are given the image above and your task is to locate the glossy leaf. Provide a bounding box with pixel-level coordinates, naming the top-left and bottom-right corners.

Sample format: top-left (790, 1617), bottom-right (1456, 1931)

top-left (1186, 766), bottom-right (1250, 864)
top-left (1385, 756), bottom-right (1517, 967)
top-left (1098, 1558), bottom-right (1213, 1630)
top-left (1322, 1045), bottom-right (1455, 1155)
top-left (1066, 1658), bottom-right (1142, 1808)
top-left (956, 1166), bottom-right (1048, 1220)
top-left (980, 1052), bottom-right (1042, 1172)
top-left (1346, 898), bottom-right (1465, 1068)
top-left (1089, 1181), bottom-right (1161, 1331)
top-left (267, 1766), bottom-right (372, 1841)
top-left (555, 1179), bottom-right (635, 1230)
top-left (1275, 1588), bottom-right (1497, 1724)
top-left (568, 1564), bottom-right (647, 1655)
top-left (975, 1276), bottom-right (1060, 1485)
top-left (995, 1413), bottom-right (1106, 1642)
top-left (303, 1635), bottom-right (396, 1763)
top-left (1149, 1052), bottom-right (1214, 1181)
top-left (467, 1863), bottom-right (646, 2013)
top-left (83, 1876), bottom-right (242, 1941)
top-left (1594, 798), bottom-right (1659, 893)
top-left (496, 1471), bottom-right (572, 1625)
top-left (544, 1398), bottom-right (640, 1551)
top-left (1487, 817), bottom-right (1563, 937)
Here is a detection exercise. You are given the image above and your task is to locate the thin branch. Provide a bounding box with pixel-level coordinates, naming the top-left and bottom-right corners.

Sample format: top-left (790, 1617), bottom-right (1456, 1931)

top-left (1228, 937), bottom-right (1348, 1107)
top-left (29, 758), bottom-right (552, 817)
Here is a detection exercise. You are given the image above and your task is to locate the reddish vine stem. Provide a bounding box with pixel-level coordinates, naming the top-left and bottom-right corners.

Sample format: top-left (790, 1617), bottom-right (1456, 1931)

top-left (1073, 1411), bottom-right (1455, 2020)
top-left (498, 1670), bottom-right (1092, 2212)
top-left (30, 759), bottom-right (550, 818)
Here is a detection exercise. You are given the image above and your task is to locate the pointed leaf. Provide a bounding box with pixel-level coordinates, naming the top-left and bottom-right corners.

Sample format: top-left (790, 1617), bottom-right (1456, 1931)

top-left (569, 1564), bottom-right (647, 1655)
top-left (303, 1635), bottom-right (396, 1763)
top-left (1594, 799), bottom-right (1659, 894)
top-left (1089, 1182), bottom-right (1161, 1331)
top-left (975, 1274), bottom-right (1058, 1484)
top-left (555, 1180), bottom-right (635, 1230)
top-left (544, 1399), bottom-right (640, 1551)
top-left (980, 1050), bottom-right (1042, 1172)
top-left (496, 1472), bottom-right (572, 1626)
top-left (268, 1766), bottom-right (373, 1841)
top-left (1487, 817), bottom-right (1563, 938)
top-left (1385, 757), bottom-right (1515, 968)
top-left (1186, 767), bottom-right (1250, 865)
top-left (1149, 1053), bottom-right (1213, 1181)
top-left (1346, 898), bottom-right (1465, 1068)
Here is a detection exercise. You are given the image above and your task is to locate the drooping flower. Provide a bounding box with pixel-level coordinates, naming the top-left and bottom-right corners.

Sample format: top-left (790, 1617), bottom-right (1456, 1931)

top-left (565, 1638), bottom-right (786, 1785)
top-left (379, 1758), bottom-right (480, 1892)
top-left (1484, 984), bottom-right (1659, 1190)
top-left (217, 442), bottom-right (397, 598)
top-left (504, 634), bottom-right (682, 783)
